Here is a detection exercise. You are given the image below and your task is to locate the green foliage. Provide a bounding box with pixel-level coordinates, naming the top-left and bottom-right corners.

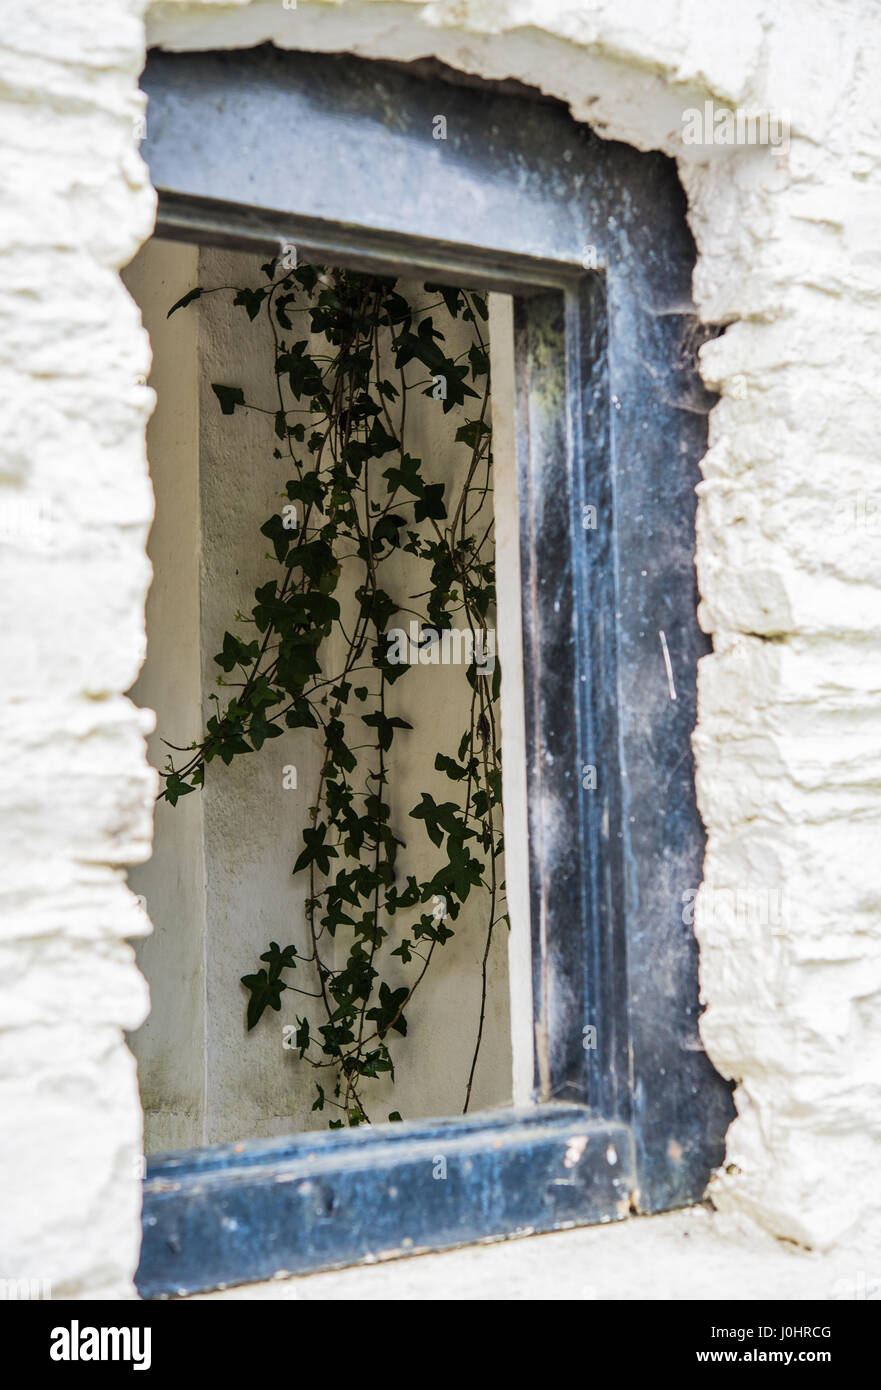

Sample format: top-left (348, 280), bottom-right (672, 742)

top-left (161, 263), bottom-right (506, 1125)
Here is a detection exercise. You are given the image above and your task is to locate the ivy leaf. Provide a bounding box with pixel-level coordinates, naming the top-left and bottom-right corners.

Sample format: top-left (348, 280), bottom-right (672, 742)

top-left (276, 638), bottom-right (323, 693)
top-left (163, 773), bottom-right (196, 807)
top-left (356, 585), bottom-right (399, 633)
top-left (358, 1049), bottom-right (393, 1079)
top-left (435, 752), bottom-right (467, 781)
top-left (422, 363), bottom-right (479, 413)
top-left (248, 716), bottom-right (283, 750)
top-left (233, 286), bottom-right (268, 321)
top-left (386, 876), bottom-right (421, 915)
top-left (413, 482), bottom-right (447, 523)
top-left (276, 342), bottom-right (324, 399)
top-left (361, 711), bottom-right (413, 753)
top-left (455, 418), bottom-right (491, 448)
top-left (325, 717), bottom-right (357, 773)
top-left (293, 824), bottom-right (339, 876)
top-left (295, 265), bottom-right (319, 294)
top-left (247, 676), bottom-right (283, 715)
top-left (285, 590), bottom-right (339, 627)
top-left (217, 733), bottom-right (252, 765)
top-left (366, 417), bottom-right (399, 458)
top-left (423, 282), bottom-right (463, 319)
top-left (318, 1020), bottom-right (356, 1054)
top-left (443, 836), bottom-right (485, 901)
top-left (393, 318), bottom-right (447, 373)
top-left (366, 981), bottom-right (409, 1038)
top-left (378, 290), bottom-right (411, 327)
top-left (371, 636), bottom-right (411, 684)
top-left (341, 439), bottom-right (369, 476)
top-left (260, 513), bottom-right (294, 564)
top-left (285, 697), bottom-right (319, 730)
top-left (371, 513), bottom-right (406, 554)
top-left (167, 287), bottom-right (202, 317)
top-left (214, 631), bottom-right (260, 673)
top-left (286, 473), bottom-right (326, 508)
top-left (468, 341), bottom-right (489, 377)
top-left (287, 539), bottom-right (338, 585)
top-left (212, 384), bottom-right (246, 415)
top-left (240, 968), bottom-right (286, 1030)
top-left (409, 792), bottom-right (465, 847)
top-left (294, 1016), bottom-right (310, 1055)
top-left (382, 453), bottom-right (424, 498)
top-left (259, 941), bottom-right (299, 980)
top-left (275, 293), bottom-right (297, 330)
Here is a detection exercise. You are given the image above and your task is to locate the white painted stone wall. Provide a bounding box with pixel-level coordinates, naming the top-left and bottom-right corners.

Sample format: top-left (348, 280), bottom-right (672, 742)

top-left (1, 0), bottom-right (878, 1296)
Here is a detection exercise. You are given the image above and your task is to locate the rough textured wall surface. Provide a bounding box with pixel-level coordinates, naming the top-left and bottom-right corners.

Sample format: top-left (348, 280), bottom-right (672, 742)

top-left (0, 1), bottom-right (157, 1296)
top-left (0, 0), bottom-right (877, 1295)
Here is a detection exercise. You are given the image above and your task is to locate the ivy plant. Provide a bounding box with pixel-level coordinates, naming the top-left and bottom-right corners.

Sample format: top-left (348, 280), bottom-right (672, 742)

top-left (161, 259), bottom-right (506, 1127)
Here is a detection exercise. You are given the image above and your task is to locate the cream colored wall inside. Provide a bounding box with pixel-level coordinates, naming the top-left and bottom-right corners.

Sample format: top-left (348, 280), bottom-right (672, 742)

top-left (124, 237), bottom-right (206, 1154)
top-left (313, 278), bottom-right (514, 1122)
top-left (488, 292), bottom-right (533, 1106)
top-left (196, 247), bottom-right (325, 1141)
top-left (126, 243), bottom-right (513, 1143)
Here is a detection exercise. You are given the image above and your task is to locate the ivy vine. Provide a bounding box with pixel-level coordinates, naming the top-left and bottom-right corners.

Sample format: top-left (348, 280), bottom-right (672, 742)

top-left (161, 259), bottom-right (506, 1127)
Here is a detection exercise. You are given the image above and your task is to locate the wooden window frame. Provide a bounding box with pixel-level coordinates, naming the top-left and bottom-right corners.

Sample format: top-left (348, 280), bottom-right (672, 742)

top-left (135, 45), bottom-right (733, 1298)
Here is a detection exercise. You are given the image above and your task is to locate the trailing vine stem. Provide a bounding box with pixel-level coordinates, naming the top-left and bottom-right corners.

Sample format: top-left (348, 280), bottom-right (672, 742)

top-left (161, 260), bottom-right (507, 1125)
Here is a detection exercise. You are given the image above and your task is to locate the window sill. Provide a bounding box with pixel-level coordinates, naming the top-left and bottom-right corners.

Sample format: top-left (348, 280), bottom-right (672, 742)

top-left (179, 1205), bottom-right (860, 1302)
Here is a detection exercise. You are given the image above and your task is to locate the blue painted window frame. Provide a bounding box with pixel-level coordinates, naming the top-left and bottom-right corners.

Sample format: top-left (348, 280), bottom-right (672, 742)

top-left (135, 46), bottom-right (733, 1297)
